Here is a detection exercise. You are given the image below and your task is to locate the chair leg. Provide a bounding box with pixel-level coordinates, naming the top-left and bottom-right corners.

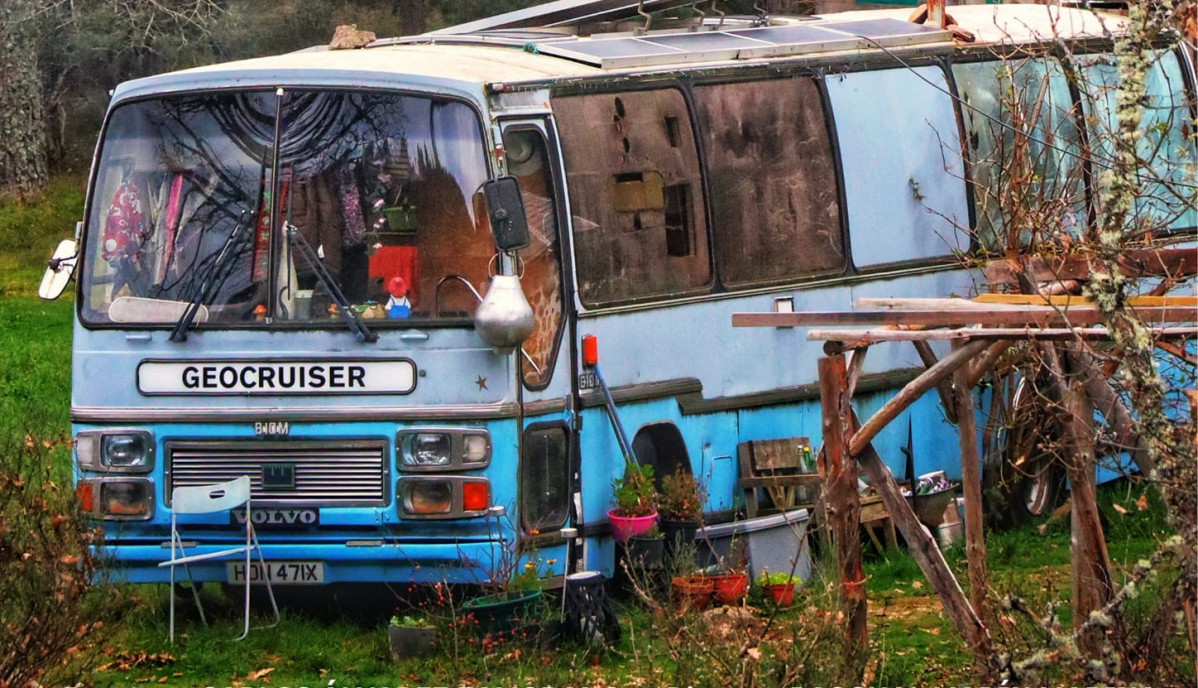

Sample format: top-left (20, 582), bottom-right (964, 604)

top-left (183, 562), bottom-right (208, 628)
top-left (168, 566), bottom-right (176, 643)
top-left (255, 547), bottom-right (280, 631)
top-left (237, 544), bottom-right (251, 641)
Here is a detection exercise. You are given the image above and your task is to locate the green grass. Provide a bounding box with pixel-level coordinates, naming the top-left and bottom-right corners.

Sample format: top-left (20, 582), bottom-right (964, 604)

top-left (0, 176), bottom-right (85, 296)
top-left (0, 182), bottom-right (1189, 686)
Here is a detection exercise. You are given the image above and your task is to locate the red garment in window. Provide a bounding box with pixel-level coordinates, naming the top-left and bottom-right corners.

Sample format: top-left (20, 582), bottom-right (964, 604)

top-left (102, 181), bottom-right (147, 261)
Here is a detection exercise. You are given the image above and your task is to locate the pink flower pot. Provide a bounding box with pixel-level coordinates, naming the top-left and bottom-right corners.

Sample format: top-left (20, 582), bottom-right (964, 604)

top-left (607, 509), bottom-right (657, 543)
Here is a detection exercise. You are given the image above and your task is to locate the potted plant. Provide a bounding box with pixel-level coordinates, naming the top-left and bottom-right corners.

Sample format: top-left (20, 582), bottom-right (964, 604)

top-left (462, 559), bottom-right (545, 635)
top-left (658, 467), bottom-right (705, 558)
top-left (712, 568), bottom-right (749, 605)
top-left (758, 571), bottom-right (801, 607)
top-left (625, 522), bottom-right (665, 570)
top-left (387, 613), bottom-right (437, 660)
top-left (608, 463), bottom-right (658, 543)
top-left (671, 573), bottom-right (715, 611)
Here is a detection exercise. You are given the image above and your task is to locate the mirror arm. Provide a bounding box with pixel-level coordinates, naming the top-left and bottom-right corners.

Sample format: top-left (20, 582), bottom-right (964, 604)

top-left (48, 254), bottom-right (78, 272)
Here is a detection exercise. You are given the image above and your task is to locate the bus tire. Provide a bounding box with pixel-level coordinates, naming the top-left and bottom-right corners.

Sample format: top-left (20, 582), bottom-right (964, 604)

top-left (984, 376), bottom-right (1067, 528)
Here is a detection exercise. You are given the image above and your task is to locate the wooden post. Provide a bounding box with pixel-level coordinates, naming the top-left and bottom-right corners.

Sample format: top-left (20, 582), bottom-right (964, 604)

top-left (850, 339), bottom-right (992, 458)
top-left (818, 353), bottom-right (867, 677)
top-left (854, 433), bottom-right (995, 675)
top-left (1061, 354), bottom-right (1119, 654)
top-left (912, 341), bottom-right (959, 423)
top-left (952, 341), bottom-right (989, 625)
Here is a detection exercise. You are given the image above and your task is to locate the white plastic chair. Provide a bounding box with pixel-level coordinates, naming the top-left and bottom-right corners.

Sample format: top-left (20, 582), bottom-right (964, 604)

top-left (157, 476), bottom-right (279, 642)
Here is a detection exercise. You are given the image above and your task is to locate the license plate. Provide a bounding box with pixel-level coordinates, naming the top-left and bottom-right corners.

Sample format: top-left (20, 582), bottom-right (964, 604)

top-left (227, 561), bottom-right (324, 585)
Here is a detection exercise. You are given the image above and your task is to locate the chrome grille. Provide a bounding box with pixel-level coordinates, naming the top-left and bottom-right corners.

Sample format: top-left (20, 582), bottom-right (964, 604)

top-left (166, 439), bottom-right (388, 506)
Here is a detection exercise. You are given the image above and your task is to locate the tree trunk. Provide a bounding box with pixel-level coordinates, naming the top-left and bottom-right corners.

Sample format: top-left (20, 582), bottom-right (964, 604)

top-left (0, 0), bottom-right (47, 198)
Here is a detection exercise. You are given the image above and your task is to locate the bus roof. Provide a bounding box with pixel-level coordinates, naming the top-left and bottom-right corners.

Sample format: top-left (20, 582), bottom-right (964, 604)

top-left (111, 4), bottom-right (1128, 103)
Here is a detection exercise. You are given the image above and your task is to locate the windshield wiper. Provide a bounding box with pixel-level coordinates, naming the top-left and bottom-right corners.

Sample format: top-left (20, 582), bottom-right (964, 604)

top-left (169, 210), bottom-right (250, 343)
top-left (286, 222), bottom-right (376, 343)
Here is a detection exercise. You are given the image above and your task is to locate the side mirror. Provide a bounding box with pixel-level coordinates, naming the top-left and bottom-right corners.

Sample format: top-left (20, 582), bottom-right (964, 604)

top-left (39, 239), bottom-right (79, 301)
top-left (482, 177), bottom-right (529, 252)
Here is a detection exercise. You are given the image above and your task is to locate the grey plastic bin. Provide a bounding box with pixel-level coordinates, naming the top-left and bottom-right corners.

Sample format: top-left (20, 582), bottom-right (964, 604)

top-left (697, 508), bottom-right (812, 582)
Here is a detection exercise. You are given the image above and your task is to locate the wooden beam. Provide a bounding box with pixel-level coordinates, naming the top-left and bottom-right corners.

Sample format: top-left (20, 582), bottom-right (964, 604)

top-left (860, 295), bottom-right (1197, 309)
top-left (853, 428), bottom-right (995, 676)
top-left (818, 354), bottom-right (867, 672)
top-left (732, 306), bottom-right (1195, 329)
top-left (806, 326), bottom-right (1198, 344)
top-left (1062, 361), bottom-right (1121, 654)
top-left (1064, 344), bottom-right (1155, 478)
top-left (845, 346), bottom-right (868, 398)
top-left (912, 340), bottom-right (959, 423)
top-left (974, 294), bottom-right (1197, 308)
top-left (965, 340), bottom-right (1010, 390)
top-left (983, 248), bottom-right (1197, 284)
top-left (953, 341), bottom-right (989, 625)
top-left (848, 339), bottom-right (993, 459)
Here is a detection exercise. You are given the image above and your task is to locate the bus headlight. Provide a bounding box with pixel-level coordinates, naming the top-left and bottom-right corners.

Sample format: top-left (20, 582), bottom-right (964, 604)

top-left (77, 478), bottom-right (154, 520)
top-left (462, 432), bottom-right (490, 465)
top-left (397, 429), bottom-right (491, 471)
top-left (76, 430), bottom-right (155, 472)
top-left (401, 480), bottom-right (453, 514)
top-left (397, 477), bottom-right (490, 519)
top-left (400, 433), bottom-right (452, 467)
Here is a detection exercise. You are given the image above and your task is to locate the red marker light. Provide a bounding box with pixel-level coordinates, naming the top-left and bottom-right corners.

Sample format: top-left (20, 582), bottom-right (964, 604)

top-left (462, 481), bottom-right (489, 512)
top-left (582, 335), bottom-right (598, 367)
top-left (76, 481), bottom-right (94, 513)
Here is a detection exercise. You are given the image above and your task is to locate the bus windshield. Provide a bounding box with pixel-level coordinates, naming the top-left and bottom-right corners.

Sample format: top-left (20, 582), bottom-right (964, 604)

top-left (80, 90), bottom-right (493, 328)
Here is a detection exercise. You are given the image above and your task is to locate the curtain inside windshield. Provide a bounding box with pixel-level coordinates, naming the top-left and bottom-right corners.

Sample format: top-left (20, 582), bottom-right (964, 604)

top-left (81, 90), bottom-right (491, 327)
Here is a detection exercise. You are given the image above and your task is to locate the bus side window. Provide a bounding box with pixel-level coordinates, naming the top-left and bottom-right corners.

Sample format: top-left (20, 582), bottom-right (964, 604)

top-left (501, 128), bottom-right (564, 387)
top-left (552, 88), bottom-right (711, 306)
top-left (952, 58), bottom-right (1084, 252)
top-left (692, 77), bottom-right (844, 287)
top-left (1072, 50), bottom-right (1197, 234)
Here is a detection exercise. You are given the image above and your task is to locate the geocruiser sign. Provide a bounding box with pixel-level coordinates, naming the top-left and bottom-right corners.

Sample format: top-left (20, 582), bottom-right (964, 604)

top-left (137, 358), bottom-right (416, 395)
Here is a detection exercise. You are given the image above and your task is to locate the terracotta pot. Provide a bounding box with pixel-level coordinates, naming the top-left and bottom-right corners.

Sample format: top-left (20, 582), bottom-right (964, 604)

top-left (607, 509), bottom-right (657, 544)
top-left (764, 582), bottom-right (795, 607)
top-left (713, 572), bottom-right (748, 604)
top-left (671, 575), bottom-right (714, 610)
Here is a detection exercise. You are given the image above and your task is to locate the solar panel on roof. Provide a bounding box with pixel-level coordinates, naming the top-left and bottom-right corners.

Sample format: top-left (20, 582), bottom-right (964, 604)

top-left (533, 17), bottom-right (952, 69)
top-left (819, 18), bottom-right (953, 48)
top-left (729, 24), bottom-right (866, 59)
top-left (538, 38), bottom-right (684, 69)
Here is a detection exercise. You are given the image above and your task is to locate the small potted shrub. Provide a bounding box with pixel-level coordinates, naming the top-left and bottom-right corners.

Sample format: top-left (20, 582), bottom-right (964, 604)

top-left (758, 571), bottom-right (801, 607)
top-left (658, 467), bottom-right (705, 558)
top-left (625, 522), bottom-right (665, 570)
top-left (388, 613), bottom-right (437, 660)
top-left (608, 463), bottom-right (657, 543)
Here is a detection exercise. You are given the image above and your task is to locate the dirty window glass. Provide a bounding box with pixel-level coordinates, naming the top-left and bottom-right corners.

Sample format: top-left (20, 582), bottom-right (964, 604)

top-left (953, 58), bottom-right (1085, 252)
top-left (552, 89), bottom-right (710, 306)
top-left (501, 128), bottom-right (563, 387)
top-left (693, 78), bottom-right (843, 286)
top-left (80, 91), bottom-right (492, 327)
top-left (520, 424), bottom-right (570, 534)
top-left (1073, 50), bottom-right (1196, 233)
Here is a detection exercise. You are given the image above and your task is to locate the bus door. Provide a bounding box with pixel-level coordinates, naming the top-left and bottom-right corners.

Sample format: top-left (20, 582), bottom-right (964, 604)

top-left (500, 118), bottom-right (575, 584)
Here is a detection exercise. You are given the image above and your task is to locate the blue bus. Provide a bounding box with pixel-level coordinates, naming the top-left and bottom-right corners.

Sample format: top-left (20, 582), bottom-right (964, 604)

top-left (39, 1), bottom-right (1195, 587)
